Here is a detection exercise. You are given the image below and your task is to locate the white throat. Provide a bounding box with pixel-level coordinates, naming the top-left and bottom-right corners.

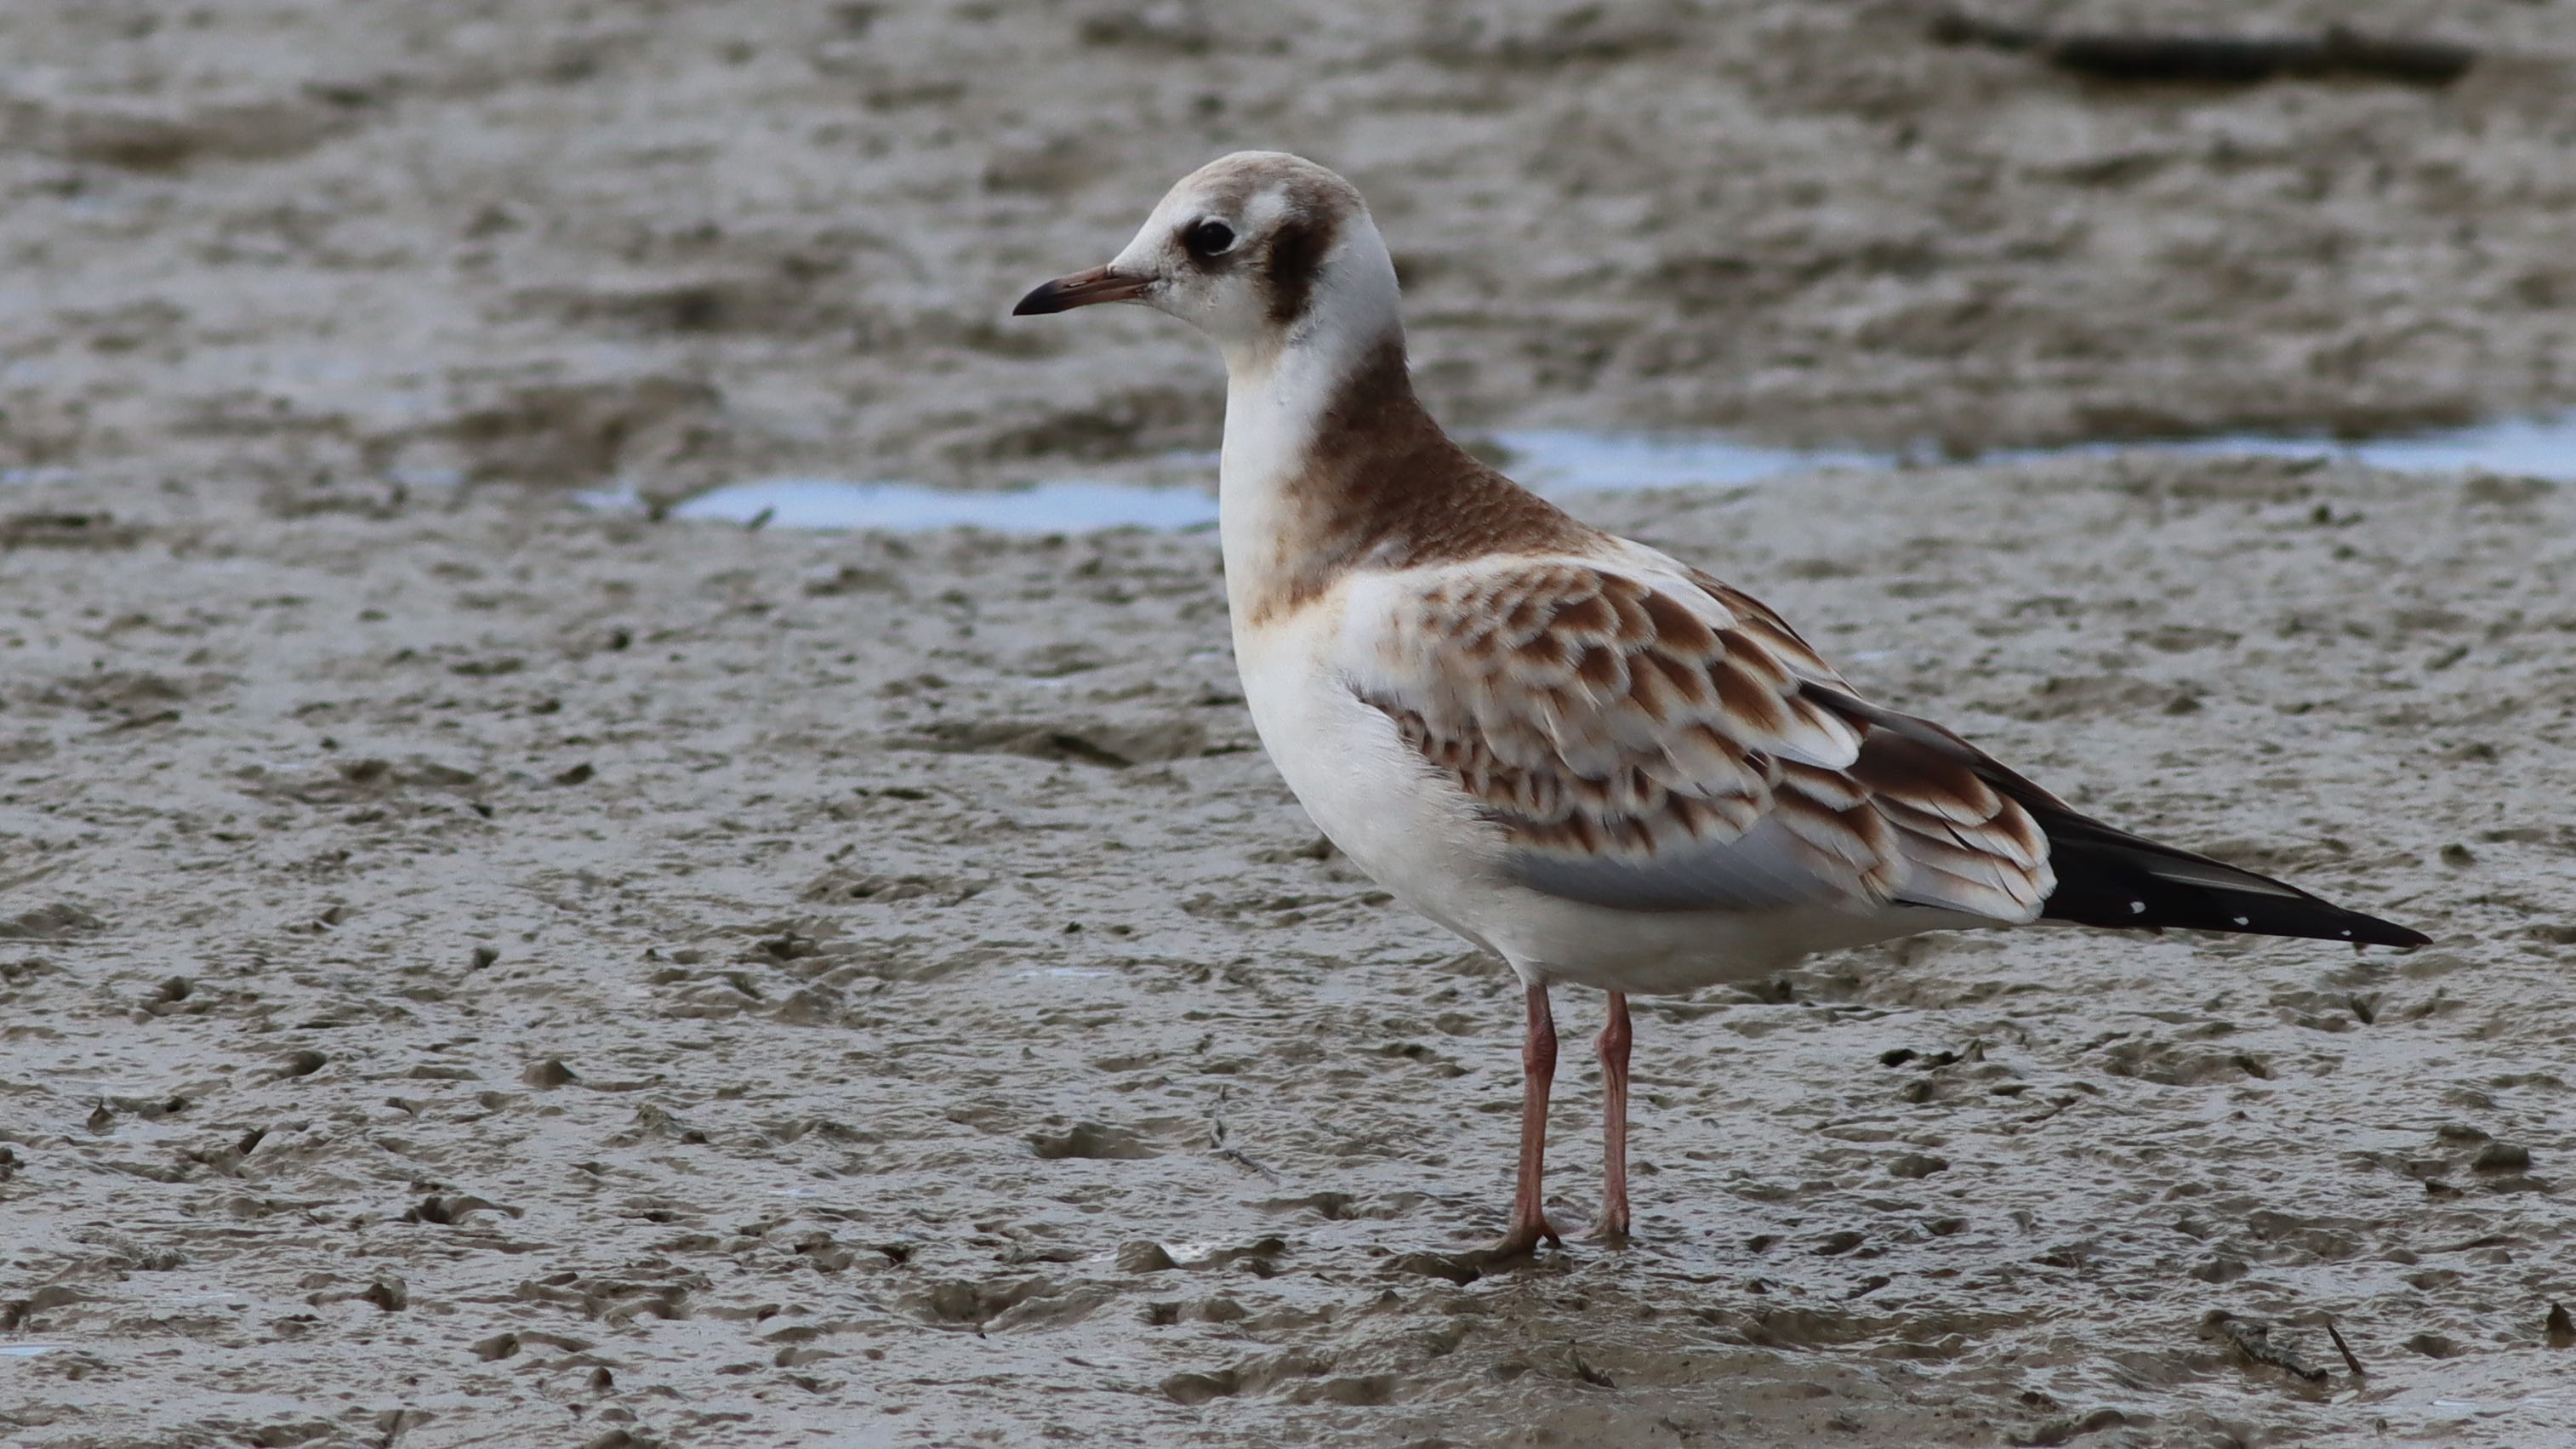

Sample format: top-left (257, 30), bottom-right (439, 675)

top-left (1212, 220), bottom-right (1404, 629)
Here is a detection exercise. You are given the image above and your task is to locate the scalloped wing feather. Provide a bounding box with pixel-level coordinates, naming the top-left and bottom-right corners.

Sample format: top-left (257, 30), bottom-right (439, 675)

top-left (1355, 562), bottom-right (2054, 921)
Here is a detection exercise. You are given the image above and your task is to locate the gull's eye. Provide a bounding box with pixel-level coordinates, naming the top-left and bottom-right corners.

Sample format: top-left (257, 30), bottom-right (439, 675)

top-left (1183, 219), bottom-right (1236, 260)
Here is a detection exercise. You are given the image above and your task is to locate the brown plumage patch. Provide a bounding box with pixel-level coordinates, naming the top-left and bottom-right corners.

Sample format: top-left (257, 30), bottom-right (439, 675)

top-left (1363, 563), bottom-right (2056, 920)
top-left (1177, 152), bottom-right (1364, 225)
top-left (1685, 568), bottom-right (1844, 682)
top-left (1243, 337), bottom-right (1589, 625)
top-left (1264, 211), bottom-right (1340, 327)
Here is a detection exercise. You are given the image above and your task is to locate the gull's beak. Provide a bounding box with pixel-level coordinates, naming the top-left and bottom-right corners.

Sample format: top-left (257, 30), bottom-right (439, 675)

top-left (1012, 265), bottom-right (1154, 316)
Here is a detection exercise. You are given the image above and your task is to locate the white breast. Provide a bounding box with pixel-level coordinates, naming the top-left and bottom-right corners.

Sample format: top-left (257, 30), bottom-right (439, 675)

top-left (1230, 593), bottom-right (1506, 952)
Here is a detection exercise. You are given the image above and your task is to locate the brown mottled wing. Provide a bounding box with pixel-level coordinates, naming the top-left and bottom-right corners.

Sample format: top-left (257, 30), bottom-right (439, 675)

top-left (1804, 685), bottom-right (2428, 946)
top-left (1355, 562), bottom-right (2053, 920)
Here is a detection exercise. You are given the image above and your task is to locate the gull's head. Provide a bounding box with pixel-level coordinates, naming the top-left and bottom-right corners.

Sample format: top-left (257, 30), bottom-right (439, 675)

top-left (1012, 151), bottom-right (1398, 367)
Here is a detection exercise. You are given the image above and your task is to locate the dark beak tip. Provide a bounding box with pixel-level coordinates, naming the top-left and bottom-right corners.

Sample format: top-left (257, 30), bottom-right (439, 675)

top-left (1012, 266), bottom-right (1149, 318)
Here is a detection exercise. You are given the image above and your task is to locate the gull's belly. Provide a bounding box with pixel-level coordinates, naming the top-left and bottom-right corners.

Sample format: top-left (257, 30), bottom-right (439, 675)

top-left (1488, 896), bottom-right (1963, 995)
top-left (1232, 615), bottom-right (1957, 994)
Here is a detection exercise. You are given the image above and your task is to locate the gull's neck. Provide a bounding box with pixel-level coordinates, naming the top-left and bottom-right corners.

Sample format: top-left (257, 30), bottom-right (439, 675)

top-left (1215, 302), bottom-right (1582, 631)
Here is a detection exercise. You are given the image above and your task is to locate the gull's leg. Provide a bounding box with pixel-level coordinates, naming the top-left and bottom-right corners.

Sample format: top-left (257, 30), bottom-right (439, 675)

top-left (1590, 990), bottom-right (1633, 1242)
top-left (1488, 982), bottom-right (1561, 1258)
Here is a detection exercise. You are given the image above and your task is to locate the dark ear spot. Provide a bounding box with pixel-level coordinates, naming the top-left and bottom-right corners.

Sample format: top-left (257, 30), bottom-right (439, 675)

top-left (1264, 212), bottom-right (1340, 327)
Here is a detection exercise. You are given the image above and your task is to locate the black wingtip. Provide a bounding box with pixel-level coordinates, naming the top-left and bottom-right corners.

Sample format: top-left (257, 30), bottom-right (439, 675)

top-left (2035, 830), bottom-right (2431, 948)
top-left (1794, 682), bottom-right (2434, 950)
top-left (2315, 916), bottom-right (2431, 950)
top-left (2354, 918), bottom-right (2432, 950)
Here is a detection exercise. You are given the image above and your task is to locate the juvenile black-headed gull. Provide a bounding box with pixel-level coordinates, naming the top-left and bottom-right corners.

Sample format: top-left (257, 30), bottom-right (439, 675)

top-left (1015, 151), bottom-right (2428, 1258)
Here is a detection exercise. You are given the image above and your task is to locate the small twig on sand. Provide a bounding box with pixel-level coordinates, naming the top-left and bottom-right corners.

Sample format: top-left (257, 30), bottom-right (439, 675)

top-left (1206, 1104), bottom-right (1282, 1181)
top-left (2325, 1317), bottom-right (2367, 1377)
top-left (1218, 1147), bottom-right (1282, 1182)
top-left (2204, 1311), bottom-right (2329, 1383)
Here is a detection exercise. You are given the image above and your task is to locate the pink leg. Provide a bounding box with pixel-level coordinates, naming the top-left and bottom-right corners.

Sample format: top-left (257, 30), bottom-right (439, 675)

top-left (1488, 983), bottom-right (1562, 1258)
top-left (1591, 991), bottom-right (1633, 1241)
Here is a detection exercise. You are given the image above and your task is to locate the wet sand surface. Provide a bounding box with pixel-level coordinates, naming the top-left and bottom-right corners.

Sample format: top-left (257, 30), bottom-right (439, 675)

top-left (5, 1), bottom-right (2575, 491)
top-left (5, 3), bottom-right (2576, 1447)
top-left (5, 459), bottom-right (2573, 1447)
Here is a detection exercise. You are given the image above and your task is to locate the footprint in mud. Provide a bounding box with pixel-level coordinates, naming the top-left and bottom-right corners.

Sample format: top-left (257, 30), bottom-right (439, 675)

top-left (0, 904), bottom-right (107, 941)
top-left (1155, 1351), bottom-right (1376, 1406)
top-left (1282, 1190), bottom-right (1428, 1224)
top-left (523, 1058), bottom-right (579, 1088)
top-left (1024, 1121), bottom-right (1159, 1161)
top-left (897, 716), bottom-right (1207, 767)
top-left (268, 1049), bottom-right (328, 1081)
top-left (405, 1193), bottom-right (522, 1225)
top-left (907, 1275), bottom-right (1052, 1329)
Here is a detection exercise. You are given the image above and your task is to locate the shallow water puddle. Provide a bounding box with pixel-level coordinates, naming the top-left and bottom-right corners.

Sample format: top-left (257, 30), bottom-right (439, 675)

top-left (1502, 413), bottom-right (2576, 494)
top-left (1495, 430), bottom-right (1891, 491)
top-left (613, 413), bottom-right (2576, 533)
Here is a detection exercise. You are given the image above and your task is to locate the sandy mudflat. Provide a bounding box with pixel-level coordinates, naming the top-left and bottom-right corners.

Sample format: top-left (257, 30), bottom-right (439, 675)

top-left (5, 2), bottom-right (2576, 1447)
top-left (3, 459), bottom-right (2573, 1448)
top-left (6, 0), bottom-right (2576, 489)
